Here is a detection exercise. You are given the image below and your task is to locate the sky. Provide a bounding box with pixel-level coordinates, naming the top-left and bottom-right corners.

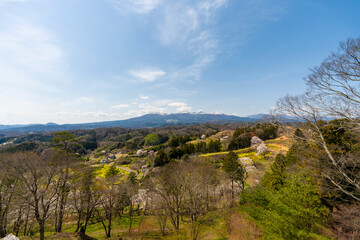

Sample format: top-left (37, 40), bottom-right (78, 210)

top-left (0, 0), bottom-right (359, 124)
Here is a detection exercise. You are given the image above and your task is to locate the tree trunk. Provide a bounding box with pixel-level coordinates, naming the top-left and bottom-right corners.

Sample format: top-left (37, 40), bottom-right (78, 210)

top-left (23, 204), bottom-right (30, 236)
top-left (128, 202), bottom-right (134, 233)
top-left (75, 212), bottom-right (82, 232)
top-left (0, 210), bottom-right (6, 238)
top-left (82, 210), bottom-right (92, 234)
top-left (56, 193), bottom-right (67, 232)
top-left (231, 179), bottom-right (234, 200)
top-left (13, 207), bottom-right (22, 236)
top-left (107, 212), bottom-right (111, 238)
top-left (34, 200), bottom-right (46, 240)
top-left (54, 197), bottom-right (59, 232)
top-left (176, 213), bottom-right (180, 230)
top-left (0, 194), bottom-right (5, 238)
top-left (56, 167), bottom-right (69, 233)
top-left (0, 192), bottom-right (11, 238)
top-left (39, 220), bottom-right (45, 240)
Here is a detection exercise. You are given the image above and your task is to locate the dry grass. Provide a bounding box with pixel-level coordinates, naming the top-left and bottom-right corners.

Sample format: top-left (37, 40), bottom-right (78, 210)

top-left (226, 209), bottom-right (263, 240)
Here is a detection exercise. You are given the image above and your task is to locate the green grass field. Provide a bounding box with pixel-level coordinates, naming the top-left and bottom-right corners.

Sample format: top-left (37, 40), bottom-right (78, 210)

top-left (18, 210), bottom-right (232, 240)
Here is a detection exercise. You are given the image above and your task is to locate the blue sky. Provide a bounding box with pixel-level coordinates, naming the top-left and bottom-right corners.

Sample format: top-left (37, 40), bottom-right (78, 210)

top-left (0, 0), bottom-right (359, 124)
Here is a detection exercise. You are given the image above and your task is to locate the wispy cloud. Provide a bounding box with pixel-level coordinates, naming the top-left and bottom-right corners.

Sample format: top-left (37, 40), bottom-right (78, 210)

top-left (0, 15), bottom-right (68, 92)
top-left (156, 0), bottom-right (226, 82)
top-left (111, 104), bottom-right (130, 109)
top-left (58, 97), bottom-right (98, 107)
top-left (107, 0), bottom-right (162, 14)
top-left (111, 0), bottom-right (283, 85)
top-left (158, 0), bottom-right (226, 45)
top-left (124, 102), bottom-right (167, 116)
top-left (129, 67), bottom-right (166, 82)
top-left (56, 111), bottom-right (121, 118)
top-left (157, 0), bottom-right (283, 83)
top-left (1, 0), bottom-right (30, 3)
top-left (0, 14), bottom-right (76, 124)
top-left (108, 0), bottom-right (226, 84)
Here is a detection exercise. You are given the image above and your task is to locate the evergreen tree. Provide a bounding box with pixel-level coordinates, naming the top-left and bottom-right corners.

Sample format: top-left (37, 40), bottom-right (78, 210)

top-left (154, 149), bottom-right (169, 167)
top-left (223, 151), bottom-right (247, 199)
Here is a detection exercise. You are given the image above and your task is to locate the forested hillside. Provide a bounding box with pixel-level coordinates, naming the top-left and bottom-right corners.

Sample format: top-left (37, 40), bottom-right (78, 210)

top-left (0, 118), bottom-right (359, 239)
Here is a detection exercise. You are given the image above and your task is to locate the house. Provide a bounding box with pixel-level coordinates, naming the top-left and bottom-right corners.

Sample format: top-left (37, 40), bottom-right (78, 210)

top-left (100, 158), bottom-right (107, 164)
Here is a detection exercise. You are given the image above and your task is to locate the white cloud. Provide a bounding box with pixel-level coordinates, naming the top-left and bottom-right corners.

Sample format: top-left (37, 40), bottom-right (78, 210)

top-left (139, 94), bottom-right (150, 100)
top-left (124, 102), bottom-right (167, 116)
top-left (123, 99), bottom-right (193, 117)
top-left (111, 104), bottom-right (130, 109)
top-left (79, 97), bottom-right (95, 103)
top-left (168, 101), bottom-right (192, 112)
top-left (129, 68), bottom-right (166, 82)
top-left (168, 102), bottom-right (186, 107)
top-left (176, 106), bottom-right (192, 112)
top-left (107, 0), bottom-right (162, 14)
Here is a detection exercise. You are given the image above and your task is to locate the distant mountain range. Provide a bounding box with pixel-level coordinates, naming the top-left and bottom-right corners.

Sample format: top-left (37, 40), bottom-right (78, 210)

top-left (0, 112), bottom-right (275, 134)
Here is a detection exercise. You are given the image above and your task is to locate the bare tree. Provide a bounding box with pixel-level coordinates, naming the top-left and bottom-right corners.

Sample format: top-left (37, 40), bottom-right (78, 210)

top-left (182, 160), bottom-right (220, 240)
top-left (148, 160), bottom-right (220, 238)
top-left (154, 207), bottom-right (168, 236)
top-left (276, 37), bottom-right (360, 202)
top-left (149, 162), bottom-right (186, 231)
top-left (0, 154), bottom-right (19, 237)
top-left (69, 166), bottom-right (101, 234)
top-left (5, 152), bottom-right (60, 240)
top-left (125, 177), bottom-right (139, 233)
top-left (96, 167), bottom-right (123, 238)
top-left (306, 38), bottom-right (360, 121)
top-left (52, 131), bottom-right (80, 233)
